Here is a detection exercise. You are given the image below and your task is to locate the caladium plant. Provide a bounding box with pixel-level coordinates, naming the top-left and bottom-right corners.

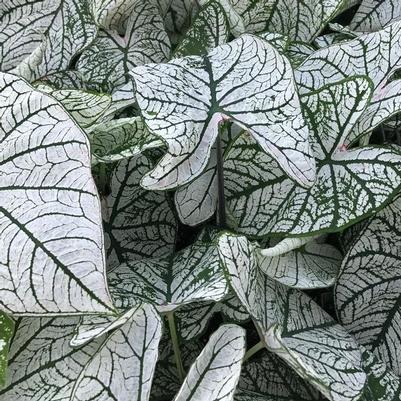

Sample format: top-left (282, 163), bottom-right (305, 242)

top-left (2, 1), bottom-right (401, 401)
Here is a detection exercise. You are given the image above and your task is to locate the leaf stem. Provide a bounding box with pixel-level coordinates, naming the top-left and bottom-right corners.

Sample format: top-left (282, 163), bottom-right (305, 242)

top-left (243, 341), bottom-right (265, 362)
top-left (167, 312), bottom-right (185, 382)
top-left (216, 132), bottom-right (226, 228)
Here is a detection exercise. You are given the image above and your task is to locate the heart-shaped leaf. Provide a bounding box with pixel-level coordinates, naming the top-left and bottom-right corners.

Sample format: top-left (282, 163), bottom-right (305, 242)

top-left (0, 72), bottom-right (113, 315)
top-left (131, 34), bottom-right (316, 190)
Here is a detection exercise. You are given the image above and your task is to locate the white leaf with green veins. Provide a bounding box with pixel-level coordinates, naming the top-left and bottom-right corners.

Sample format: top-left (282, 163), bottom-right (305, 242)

top-left (218, 233), bottom-right (366, 401)
top-left (174, 123), bottom-right (241, 226)
top-left (0, 304), bottom-right (162, 401)
top-left (174, 324), bottom-right (246, 401)
top-left (238, 349), bottom-right (321, 401)
top-left (108, 237), bottom-right (228, 312)
top-left (36, 84), bottom-right (112, 131)
top-left (350, 80), bottom-right (401, 143)
top-left (259, 239), bottom-right (341, 289)
top-left (0, 312), bottom-right (14, 387)
top-left (266, 0), bottom-right (346, 42)
top-left (350, 0), bottom-right (401, 31)
top-left (296, 20), bottom-right (401, 93)
top-left (0, 72), bottom-right (113, 315)
top-left (1, 0), bottom-right (97, 82)
top-left (174, 0), bottom-right (229, 58)
top-left (104, 154), bottom-right (177, 268)
top-left (335, 193), bottom-right (401, 375)
top-left (225, 76), bottom-right (401, 236)
top-left (90, 117), bottom-right (163, 164)
top-left (78, 0), bottom-right (170, 93)
top-left (205, 0), bottom-right (345, 41)
top-left (131, 34), bottom-right (316, 190)
top-left (70, 307), bottom-right (138, 347)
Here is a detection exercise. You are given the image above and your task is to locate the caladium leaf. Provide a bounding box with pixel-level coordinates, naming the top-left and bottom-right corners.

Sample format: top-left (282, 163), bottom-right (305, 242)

top-left (104, 154), bottom-right (177, 268)
top-left (0, 72), bottom-right (113, 315)
top-left (38, 71), bottom-right (88, 90)
top-left (0, 304), bottom-right (162, 400)
top-left (205, 0), bottom-right (345, 41)
top-left (174, 324), bottom-right (246, 401)
top-left (90, 117), bottom-right (164, 164)
top-left (36, 84), bottom-right (112, 131)
top-left (225, 77), bottom-right (401, 236)
top-left (296, 20), bottom-right (401, 93)
top-left (131, 34), bottom-right (316, 190)
top-left (285, 41), bottom-right (315, 67)
top-left (108, 236), bottom-right (228, 312)
top-left (1, 0), bottom-right (97, 82)
top-left (0, 312), bottom-right (14, 388)
top-left (78, 0), bottom-right (170, 93)
top-left (335, 193), bottom-right (401, 375)
top-left (174, 0), bottom-right (229, 58)
top-left (70, 307), bottom-right (139, 347)
top-left (259, 238), bottom-right (341, 289)
top-left (350, 0), bottom-right (401, 31)
top-left (258, 33), bottom-right (289, 53)
top-left (350, 80), bottom-right (401, 144)
top-left (238, 349), bottom-right (321, 401)
top-left (218, 233), bottom-right (366, 401)
top-left (361, 350), bottom-right (401, 401)
top-left (175, 293), bottom-right (249, 341)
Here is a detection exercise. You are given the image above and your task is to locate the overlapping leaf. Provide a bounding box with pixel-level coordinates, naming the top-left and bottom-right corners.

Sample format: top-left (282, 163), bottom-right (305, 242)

top-left (108, 236), bottom-right (228, 312)
top-left (36, 85), bottom-right (111, 131)
top-left (0, 72), bottom-right (113, 315)
top-left (78, 0), bottom-right (170, 93)
top-left (175, 293), bottom-right (249, 341)
top-left (174, 324), bottom-right (246, 401)
top-left (1, 0), bottom-right (97, 82)
top-left (104, 153), bottom-right (177, 268)
top-left (205, 0), bottom-right (345, 41)
top-left (70, 307), bottom-right (138, 347)
top-left (360, 350), bottom-right (401, 401)
top-left (336, 193), bottom-right (401, 375)
top-left (0, 304), bottom-right (161, 400)
top-left (225, 76), bottom-right (401, 236)
top-left (174, 0), bottom-right (229, 58)
top-left (260, 237), bottom-right (341, 289)
top-left (218, 233), bottom-right (366, 401)
top-left (0, 312), bottom-right (14, 388)
top-left (237, 349), bottom-right (321, 401)
top-left (90, 117), bottom-right (163, 164)
top-left (350, 0), bottom-right (401, 31)
top-left (131, 34), bottom-right (315, 190)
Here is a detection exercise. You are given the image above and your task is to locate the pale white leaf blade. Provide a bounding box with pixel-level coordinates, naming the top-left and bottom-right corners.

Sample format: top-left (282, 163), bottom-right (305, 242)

top-left (131, 34), bottom-right (316, 190)
top-left (174, 324), bottom-right (246, 401)
top-left (0, 72), bottom-right (113, 315)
